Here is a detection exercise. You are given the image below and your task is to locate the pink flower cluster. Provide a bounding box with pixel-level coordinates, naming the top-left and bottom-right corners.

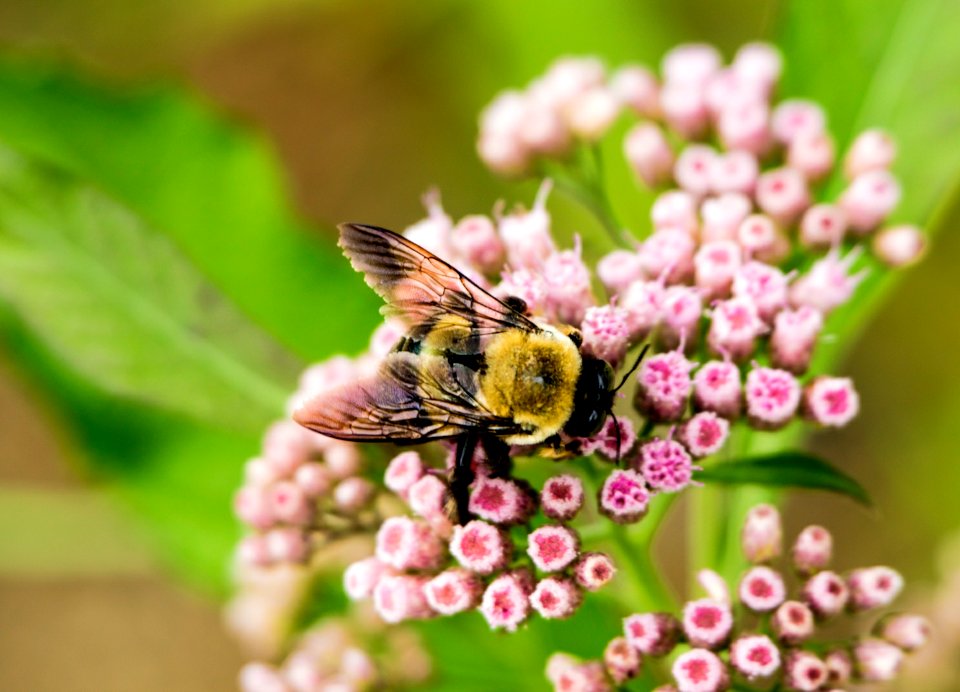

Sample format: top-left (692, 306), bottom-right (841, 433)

top-left (546, 504), bottom-right (929, 691)
top-left (238, 616), bottom-right (432, 692)
top-left (345, 458), bottom-right (616, 631)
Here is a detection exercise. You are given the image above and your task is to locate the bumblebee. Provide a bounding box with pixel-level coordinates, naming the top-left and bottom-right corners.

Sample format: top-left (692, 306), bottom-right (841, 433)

top-left (294, 223), bottom-right (642, 522)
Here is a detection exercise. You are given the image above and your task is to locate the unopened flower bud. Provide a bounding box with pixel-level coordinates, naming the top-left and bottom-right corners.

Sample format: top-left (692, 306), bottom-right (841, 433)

top-left (845, 128), bottom-right (897, 179)
top-left (527, 525), bottom-right (580, 572)
top-left (660, 285), bottom-right (703, 350)
top-left (804, 376), bottom-right (860, 427)
top-left (848, 566), bottom-right (903, 610)
top-left (701, 193), bottom-right (752, 243)
top-left (717, 98), bottom-right (771, 154)
top-left (499, 180), bottom-right (556, 269)
top-left (543, 245), bottom-right (595, 324)
top-left (693, 360), bottom-right (742, 418)
top-left (599, 469), bottom-right (650, 523)
top-left (373, 574), bottom-right (434, 623)
top-left (567, 87), bottom-right (621, 140)
top-left (788, 131), bottom-right (835, 180)
top-left (708, 297), bottom-right (766, 361)
top-left (597, 249), bottom-right (644, 296)
top-left (469, 476), bottom-right (533, 525)
top-left (745, 366), bottom-right (801, 429)
top-left (769, 306), bottom-right (823, 374)
top-left (732, 42), bottom-right (782, 91)
top-left (451, 215), bottom-right (505, 275)
top-left (611, 65), bottom-right (660, 116)
top-left (480, 572), bottom-right (531, 632)
top-left (674, 144), bottom-right (717, 196)
top-left (424, 568), bottom-right (483, 615)
top-left (333, 477), bottom-right (375, 513)
top-left (697, 569), bottom-right (730, 604)
top-left (742, 504), bottom-right (782, 563)
top-left (344, 557), bottom-right (391, 600)
top-left (574, 552), bottom-right (617, 590)
top-left (802, 570), bottom-right (849, 617)
top-left (404, 189), bottom-right (453, 258)
top-left (824, 648), bottom-right (853, 685)
top-left (730, 634), bottom-right (781, 683)
top-left (640, 228), bottom-right (696, 284)
top-left (604, 636), bottom-right (641, 684)
top-left (839, 170), bottom-right (902, 233)
top-left (755, 167), bottom-right (810, 223)
top-left (877, 613), bottom-right (931, 651)
top-left (739, 566), bottom-right (787, 612)
top-left (625, 122), bottom-right (674, 187)
top-left (771, 99), bottom-right (826, 145)
top-left (873, 224), bottom-right (925, 267)
top-left (695, 241), bottom-right (742, 300)
top-left (635, 350), bottom-right (694, 422)
top-left (799, 203), bottom-right (847, 249)
top-left (449, 520), bottom-right (510, 574)
top-left (624, 612), bottom-right (681, 656)
top-left (792, 525), bottom-right (833, 574)
top-left (621, 279), bottom-right (665, 339)
top-left (541, 474), bottom-right (585, 522)
top-left (710, 150), bottom-right (759, 196)
top-left (639, 438), bottom-right (696, 492)
top-left (376, 516), bottom-right (445, 570)
top-left (784, 650), bottom-right (828, 691)
top-left (239, 663), bottom-right (288, 692)
top-left (683, 598), bottom-right (733, 649)
top-left (772, 600), bottom-right (815, 645)
top-left (672, 648), bottom-right (729, 692)
top-left (854, 638), bottom-right (903, 682)
top-left (652, 190), bottom-right (699, 234)
top-left (531, 577), bottom-right (582, 619)
top-left (269, 481), bottom-right (314, 526)
top-left (732, 261), bottom-right (789, 322)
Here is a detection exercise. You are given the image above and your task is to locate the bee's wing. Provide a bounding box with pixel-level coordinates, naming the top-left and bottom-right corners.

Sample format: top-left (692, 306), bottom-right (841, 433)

top-left (294, 352), bottom-right (522, 441)
top-left (338, 223), bottom-right (539, 338)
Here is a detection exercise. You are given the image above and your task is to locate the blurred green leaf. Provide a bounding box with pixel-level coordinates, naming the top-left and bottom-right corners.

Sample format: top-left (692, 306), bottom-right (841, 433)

top-left (0, 60), bottom-right (380, 360)
top-left (696, 451), bottom-right (872, 506)
top-left (0, 145), bottom-right (297, 432)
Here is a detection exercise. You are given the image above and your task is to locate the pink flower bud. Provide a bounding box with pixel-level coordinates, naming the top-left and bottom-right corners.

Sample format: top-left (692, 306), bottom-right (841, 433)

top-left (344, 557), bottom-right (391, 600)
top-left (635, 350), bottom-right (694, 422)
top-left (709, 150), bottom-right (759, 196)
top-left (323, 442), bottom-right (361, 479)
top-left (239, 663), bottom-right (288, 692)
top-left (873, 224), bottom-right (925, 267)
top-left (265, 527), bottom-right (309, 563)
top-left (368, 318), bottom-right (407, 358)
top-left (839, 169), bottom-right (902, 233)
top-left (878, 613), bottom-right (931, 651)
top-left (539, 57), bottom-right (606, 108)
top-left (784, 650), bottom-right (828, 691)
top-left (296, 355), bottom-right (356, 402)
top-left (520, 100), bottom-right (571, 157)
top-left (403, 189), bottom-right (453, 258)
top-left (640, 228), bottom-right (696, 284)
top-left (639, 438), bottom-right (696, 492)
top-left (732, 261), bottom-right (789, 322)
top-left (481, 90), bottom-right (527, 138)
top-left (802, 570), bottom-right (850, 617)
top-left (825, 649), bottom-right (853, 685)
top-left (451, 215), bottom-right (505, 275)
top-left (652, 190), bottom-right (699, 234)
top-left (293, 462), bottom-right (331, 498)
top-left (574, 552), bottom-right (617, 590)
top-left (384, 450), bottom-right (424, 498)
top-left (408, 474), bottom-right (449, 523)
top-left (660, 285), bottom-right (703, 350)
top-left (611, 65), bottom-right (660, 116)
top-left (804, 376), bottom-right (860, 427)
top-left (730, 634), bottom-right (781, 682)
top-left (604, 636), bottom-right (641, 684)
top-left (789, 248), bottom-right (864, 314)
top-left (376, 517), bottom-right (445, 570)
top-left (599, 469), bottom-right (650, 523)
top-left (708, 297), bottom-right (766, 361)
top-left (693, 360), bottom-right (742, 418)
top-left (672, 648), bottom-right (730, 692)
top-left (701, 193), bottom-right (752, 243)
top-left (547, 659), bottom-right (612, 692)
top-left (581, 304), bottom-right (631, 367)
top-left (541, 474), bottom-right (585, 521)
top-left (739, 566), bottom-right (787, 612)
top-left (745, 366), bottom-right (800, 429)
top-left (424, 568), bottom-right (483, 615)
top-left (661, 83), bottom-right (710, 139)
top-left (373, 574), bottom-right (434, 623)
top-left (771, 99), bottom-right (826, 145)
top-left (499, 180), bottom-right (556, 269)
top-left (792, 525), bottom-right (833, 574)
top-left (623, 612), bottom-right (681, 656)
top-left (527, 525), bottom-right (580, 572)
top-left (543, 246), bottom-right (595, 325)
top-left (845, 128), bottom-right (897, 179)
top-left (341, 648), bottom-right (377, 687)
top-left (695, 241), bottom-right (742, 300)
top-left (496, 266), bottom-right (548, 316)
top-left (788, 131), bottom-right (835, 180)
top-left (581, 415), bottom-right (637, 462)
top-left (717, 98), bottom-right (771, 154)
top-left (799, 203), bottom-right (847, 249)
top-left (469, 476), bottom-right (533, 525)
top-left (674, 144), bottom-right (718, 197)
top-left (736, 214), bottom-right (785, 262)
top-left (332, 477), bottom-right (375, 513)
top-left (449, 520), bottom-right (510, 574)
top-left (848, 566), bottom-right (903, 610)
top-left (697, 569), bottom-right (730, 604)
top-left (480, 572), bottom-right (531, 631)
top-left (625, 122), bottom-right (674, 187)
top-left (531, 577), bottom-right (582, 619)
top-left (769, 306), bottom-right (823, 374)
top-left (477, 130), bottom-right (529, 177)
top-left (741, 504), bottom-right (782, 563)
top-left (269, 481), bottom-right (314, 526)
top-left (243, 457), bottom-right (280, 487)
top-left (621, 280), bottom-right (664, 339)
top-left (772, 600), bottom-right (815, 645)
top-left (566, 87), bottom-right (621, 141)
top-left (234, 486), bottom-right (275, 530)
top-left (662, 44), bottom-right (722, 87)
top-left (732, 43), bottom-right (782, 91)
top-left (597, 249), bottom-right (644, 297)
top-left (853, 638), bottom-right (903, 682)
top-left (236, 535), bottom-right (270, 568)
top-left (263, 421), bottom-right (313, 476)
top-left (683, 598), bottom-right (733, 649)
top-left (755, 167), bottom-right (810, 223)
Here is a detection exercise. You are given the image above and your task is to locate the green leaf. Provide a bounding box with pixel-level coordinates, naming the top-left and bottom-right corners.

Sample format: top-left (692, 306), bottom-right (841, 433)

top-left (0, 145), bottom-right (296, 433)
top-left (0, 60), bottom-right (381, 360)
top-left (695, 451), bottom-right (872, 506)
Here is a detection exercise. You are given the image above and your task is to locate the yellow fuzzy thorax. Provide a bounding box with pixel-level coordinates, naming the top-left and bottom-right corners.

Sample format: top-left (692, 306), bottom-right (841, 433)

top-left (480, 328), bottom-right (582, 444)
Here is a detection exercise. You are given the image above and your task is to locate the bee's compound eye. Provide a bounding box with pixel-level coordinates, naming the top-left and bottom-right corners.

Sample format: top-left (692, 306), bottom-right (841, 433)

top-left (563, 406), bottom-right (606, 438)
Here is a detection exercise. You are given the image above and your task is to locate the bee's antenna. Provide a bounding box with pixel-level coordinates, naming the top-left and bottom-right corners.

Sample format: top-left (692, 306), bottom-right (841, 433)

top-left (614, 343), bottom-right (650, 393)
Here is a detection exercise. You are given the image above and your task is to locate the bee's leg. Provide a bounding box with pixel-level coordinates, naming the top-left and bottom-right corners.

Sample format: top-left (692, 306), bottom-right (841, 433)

top-left (480, 434), bottom-right (512, 479)
top-left (450, 433), bottom-right (478, 525)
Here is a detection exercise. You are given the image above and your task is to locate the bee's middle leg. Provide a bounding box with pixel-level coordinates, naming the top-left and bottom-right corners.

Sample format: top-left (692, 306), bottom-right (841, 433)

top-left (450, 433), bottom-right (478, 524)
top-left (480, 434), bottom-right (512, 479)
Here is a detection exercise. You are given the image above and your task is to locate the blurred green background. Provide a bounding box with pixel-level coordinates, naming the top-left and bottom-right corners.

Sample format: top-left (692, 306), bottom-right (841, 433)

top-left (0, 0), bottom-right (958, 689)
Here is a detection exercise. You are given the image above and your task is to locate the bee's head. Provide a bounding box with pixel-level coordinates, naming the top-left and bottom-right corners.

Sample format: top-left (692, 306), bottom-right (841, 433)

top-left (564, 345), bottom-right (650, 459)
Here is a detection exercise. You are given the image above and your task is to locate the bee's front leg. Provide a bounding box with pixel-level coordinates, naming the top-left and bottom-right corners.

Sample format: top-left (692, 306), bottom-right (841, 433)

top-left (480, 434), bottom-right (512, 479)
top-left (450, 432), bottom-right (478, 525)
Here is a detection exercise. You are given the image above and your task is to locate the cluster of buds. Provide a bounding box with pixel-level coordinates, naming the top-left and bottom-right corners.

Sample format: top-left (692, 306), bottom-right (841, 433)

top-left (238, 615), bottom-right (432, 692)
top-left (546, 504), bottom-right (929, 691)
top-left (233, 356), bottom-right (382, 569)
top-left (345, 454), bottom-right (617, 631)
